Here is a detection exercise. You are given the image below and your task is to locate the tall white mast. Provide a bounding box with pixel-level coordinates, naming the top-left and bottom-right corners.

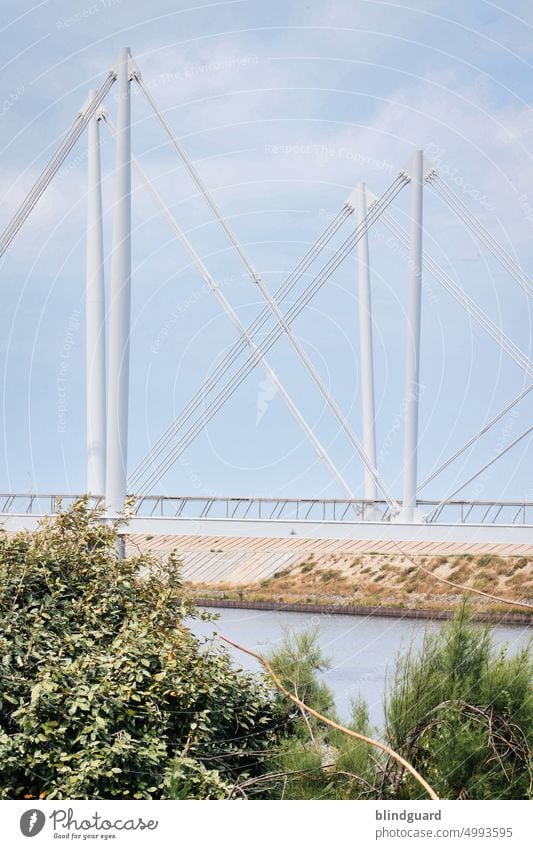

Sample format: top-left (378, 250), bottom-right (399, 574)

top-left (356, 182), bottom-right (378, 503)
top-left (85, 91), bottom-right (106, 497)
top-left (401, 149), bottom-right (424, 522)
top-left (105, 48), bottom-right (132, 515)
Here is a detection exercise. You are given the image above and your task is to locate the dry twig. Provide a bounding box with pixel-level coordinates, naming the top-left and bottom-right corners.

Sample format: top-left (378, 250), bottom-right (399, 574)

top-left (219, 633), bottom-right (439, 800)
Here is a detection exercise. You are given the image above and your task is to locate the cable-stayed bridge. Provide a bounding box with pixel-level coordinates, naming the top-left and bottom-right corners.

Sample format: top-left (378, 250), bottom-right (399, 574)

top-left (1, 48), bottom-right (532, 570)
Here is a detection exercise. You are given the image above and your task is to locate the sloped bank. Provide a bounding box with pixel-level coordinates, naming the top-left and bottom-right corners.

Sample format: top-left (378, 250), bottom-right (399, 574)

top-left (184, 549), bottom-right (533, 623)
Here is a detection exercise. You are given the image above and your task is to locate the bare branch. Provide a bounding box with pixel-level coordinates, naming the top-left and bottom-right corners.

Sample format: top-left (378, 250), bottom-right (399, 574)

top-left (219, 633), bottom-right (439, 801)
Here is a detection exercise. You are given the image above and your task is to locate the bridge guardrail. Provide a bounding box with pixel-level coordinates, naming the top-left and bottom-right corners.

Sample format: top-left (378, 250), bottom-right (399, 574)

top-left (1, 494), bottom-right (532, 526)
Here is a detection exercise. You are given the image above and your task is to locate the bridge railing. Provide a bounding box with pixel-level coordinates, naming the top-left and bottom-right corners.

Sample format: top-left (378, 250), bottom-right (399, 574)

top-left (0, 494), bottom-right (102, 515)
top-left (131, 495), bottom-right (533, 525)
top-left (1, 494), bottom-right (532, 525)
top-left (132, 495), bottom-right (392, 522)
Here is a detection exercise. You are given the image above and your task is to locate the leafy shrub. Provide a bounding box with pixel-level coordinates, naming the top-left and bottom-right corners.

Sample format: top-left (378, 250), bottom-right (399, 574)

top-left (0, 500), bottom-right (285, 799)
top-left (262, 630), bottom-right (379, 800)
top-left (164, 758), bottom-right (232, 800)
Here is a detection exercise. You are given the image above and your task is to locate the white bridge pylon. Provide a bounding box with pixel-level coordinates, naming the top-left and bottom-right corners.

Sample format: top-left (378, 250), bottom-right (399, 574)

top-left (1, 47), bottom-right (532, 544)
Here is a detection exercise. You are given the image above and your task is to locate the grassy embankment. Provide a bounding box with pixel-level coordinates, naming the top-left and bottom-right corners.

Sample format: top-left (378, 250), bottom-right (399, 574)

top-left (186, 551), bottom-right (533, 615)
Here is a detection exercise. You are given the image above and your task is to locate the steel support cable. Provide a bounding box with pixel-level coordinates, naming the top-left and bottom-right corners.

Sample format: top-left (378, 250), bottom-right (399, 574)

top-left (380, 212), bottom-right (533, 376)
top-left (438, 289), bottom-right (531, 374)
top-left (419, 382), bottom-right (533, 490)
top-left (130, 174), bottom-right (405, 489)
top-left (104, 119), bottom-right (358, 505)
top-left (380, 211), bottom-right (533, 499)
top-left (425, 424), bottom-right (533, 522)
top-left (128, 203), bottom-right (352, 486)
top-left (0, 76), bottom-right (114, 255)
top-left (246, 254), bottom-right (402, 512)
top-left (135, 181), bottom-right (406, 501)
top-left (431, 177), bottom-right (533, 297)
top-left (136, 74), bottom-right (398, 469)
top-left (429, 176), bottom-right (533, 299)
top-left (135, 180), bottom-right (407, 502)
top-left (132, 72), bottom-right (406, 497)
top-left (131, 176), bottom-right (404, 493)
top-left (430, 176), bottom-right (529, 286)
top-left (267, 208), bottom-right (352, 297)
top-left (0, 74), bottom-right (115, 258)
top-left (135, 74), bottom-right (283, 284)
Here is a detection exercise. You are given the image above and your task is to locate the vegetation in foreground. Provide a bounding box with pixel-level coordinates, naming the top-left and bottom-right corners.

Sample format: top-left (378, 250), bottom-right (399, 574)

top-left (0, 501), bottom-right (531, 799)
top-left (0, 501), bottom-right (283, 799)
top-left (263, 611), bottom-right (532, 800)
top-left (187, 548), bottom-right (533, 614)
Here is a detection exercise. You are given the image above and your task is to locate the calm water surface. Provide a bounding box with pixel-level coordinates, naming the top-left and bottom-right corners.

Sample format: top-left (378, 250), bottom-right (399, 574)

top-left (189, 607), bottom-right (532, 726)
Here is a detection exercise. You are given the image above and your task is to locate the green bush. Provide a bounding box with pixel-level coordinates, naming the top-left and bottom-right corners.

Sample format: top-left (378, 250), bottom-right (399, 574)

top-left (0, 500), bottom-right (285, 799)
top-left (263, 629), bottom-right (378, 800)
top-left (164, 758), bottom-right (232, 800)
top-left (261, 609), bottom-right (532, 800)
top-left (268, 625), bottom-right (335, 721)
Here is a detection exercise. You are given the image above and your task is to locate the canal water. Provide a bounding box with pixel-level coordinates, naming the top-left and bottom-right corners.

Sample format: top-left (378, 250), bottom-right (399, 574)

top-left (189, 607), bottom-right (532, 727)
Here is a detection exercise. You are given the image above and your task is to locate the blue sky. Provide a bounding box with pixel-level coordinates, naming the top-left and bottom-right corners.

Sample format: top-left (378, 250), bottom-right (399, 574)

top-left (1, 0), bottom-right (533, 504)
